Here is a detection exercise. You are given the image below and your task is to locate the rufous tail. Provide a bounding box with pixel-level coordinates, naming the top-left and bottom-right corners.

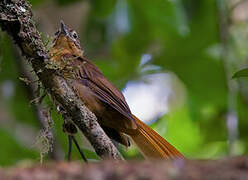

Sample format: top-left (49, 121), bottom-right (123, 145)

top-left (130, 115), bottom-right (184, 159)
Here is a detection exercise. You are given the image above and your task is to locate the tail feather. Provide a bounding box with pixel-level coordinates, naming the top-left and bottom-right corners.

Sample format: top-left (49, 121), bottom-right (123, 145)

top-left (130, 115), bottom-right (184, 159)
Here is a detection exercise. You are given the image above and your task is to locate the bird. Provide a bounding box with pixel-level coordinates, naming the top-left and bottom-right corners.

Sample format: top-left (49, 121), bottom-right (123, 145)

top-left (49, 21), bottom-right (184, 160)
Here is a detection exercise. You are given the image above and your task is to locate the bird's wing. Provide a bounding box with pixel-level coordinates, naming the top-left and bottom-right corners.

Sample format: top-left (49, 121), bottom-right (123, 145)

top-left (70, 57), bottom-right (137, 129)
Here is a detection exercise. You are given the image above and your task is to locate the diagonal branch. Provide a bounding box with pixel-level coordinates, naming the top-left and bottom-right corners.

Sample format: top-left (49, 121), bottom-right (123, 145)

top-left (0, 0), bottom-right (122, 160)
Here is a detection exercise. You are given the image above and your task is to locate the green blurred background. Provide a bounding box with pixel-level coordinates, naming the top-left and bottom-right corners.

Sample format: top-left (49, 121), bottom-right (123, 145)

top-left (1, 0), bottom-right (248, 166)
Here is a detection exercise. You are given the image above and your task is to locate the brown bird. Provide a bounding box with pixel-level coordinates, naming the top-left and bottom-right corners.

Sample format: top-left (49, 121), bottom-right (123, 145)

top-left (49, 21), bottom-right (184, 160)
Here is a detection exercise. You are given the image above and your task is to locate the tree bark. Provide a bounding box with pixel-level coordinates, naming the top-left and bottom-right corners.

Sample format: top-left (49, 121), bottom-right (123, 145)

top-left (0, 0), bottom-right (122, 160)
top-left (1, 157), bottom-right (248, 180)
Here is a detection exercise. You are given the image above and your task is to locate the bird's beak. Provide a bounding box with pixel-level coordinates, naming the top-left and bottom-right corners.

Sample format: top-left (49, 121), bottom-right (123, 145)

top-left (60, 20), bottom-right (69, 35)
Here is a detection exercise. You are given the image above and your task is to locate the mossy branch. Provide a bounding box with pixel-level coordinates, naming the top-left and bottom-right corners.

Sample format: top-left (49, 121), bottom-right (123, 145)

top-left (0, 0), bottom-right (122, 160)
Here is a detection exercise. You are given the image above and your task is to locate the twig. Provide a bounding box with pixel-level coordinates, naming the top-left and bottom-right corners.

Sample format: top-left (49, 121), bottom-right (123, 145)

top-left (14, 48), bottom-right (61, 160)
top-left (218, 0), bottom-right (239, 155)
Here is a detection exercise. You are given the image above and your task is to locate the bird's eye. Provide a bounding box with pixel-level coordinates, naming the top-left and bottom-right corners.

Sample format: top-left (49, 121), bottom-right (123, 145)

top-left (71, 31), bottom-right (78, 39)
top-left (55, 30), bottom-right (60, 36)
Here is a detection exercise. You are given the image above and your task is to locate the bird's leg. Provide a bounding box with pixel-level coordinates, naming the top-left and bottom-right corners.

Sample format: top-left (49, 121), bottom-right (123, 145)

top-left (63, 121), bottom-right (88, 162)
top-left (71, 135), bottom-right (88, 162)
top-left (67, 135), bottom-right (73, 162)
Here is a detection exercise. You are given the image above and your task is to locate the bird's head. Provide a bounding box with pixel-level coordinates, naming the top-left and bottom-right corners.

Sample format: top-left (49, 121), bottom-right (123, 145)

top-left (50, 21), bottom-right (83, 60)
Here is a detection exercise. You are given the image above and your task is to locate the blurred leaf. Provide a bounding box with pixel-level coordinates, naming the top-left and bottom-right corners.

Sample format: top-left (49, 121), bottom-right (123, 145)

top-left (237, 92), bottom-right (248, 154)
top-left (155, 106), bottom-right (202, 158)
top-left (0, 34), bottom-right (38, 126)
top-left (27, 0), bottom-right (45, 6)
top-left (91, 0), bottom-right (117, 17)
top-left (232, 68), bottom-right (248, 79)
top-left (0, 129), bottom-right (38, 166)
top-left (55, 0), bottom-right (82, 6)
top-left (194, 141), bottom-right (228, 159)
